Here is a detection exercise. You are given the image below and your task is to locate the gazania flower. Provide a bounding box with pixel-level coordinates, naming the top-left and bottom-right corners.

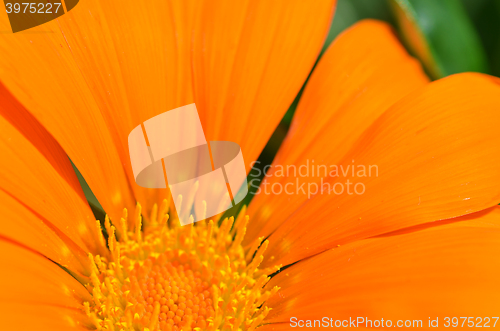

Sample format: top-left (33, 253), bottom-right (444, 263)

top-left (1, 0), bottom-right (500, 330)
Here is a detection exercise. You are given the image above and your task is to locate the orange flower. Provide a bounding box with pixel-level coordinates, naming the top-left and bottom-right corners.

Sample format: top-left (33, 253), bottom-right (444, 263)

top-left (1, 1), bottom-right (500, 330)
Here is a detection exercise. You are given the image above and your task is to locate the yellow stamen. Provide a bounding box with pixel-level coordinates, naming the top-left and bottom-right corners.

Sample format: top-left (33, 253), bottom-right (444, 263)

top-left (95, 220), bottom-right (106, 248)
top-left (84, 199), bottom-right (279, 330)
top-left (150, 203), bottom-right (158, 224)
top-left (158, 199), bottom-right (169, 225)
top-left (120, 217), bottom-right (129, 242)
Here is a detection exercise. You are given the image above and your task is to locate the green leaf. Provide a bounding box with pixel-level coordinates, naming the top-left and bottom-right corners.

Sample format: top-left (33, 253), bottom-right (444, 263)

top-left (390, 0), bottom-right (489, 79)
top-left (70, 158), bottom-right (105, 220)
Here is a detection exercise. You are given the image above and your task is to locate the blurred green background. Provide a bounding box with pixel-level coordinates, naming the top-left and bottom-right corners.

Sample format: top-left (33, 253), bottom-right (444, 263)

top-left (79, 0), bottom-right (500, 220)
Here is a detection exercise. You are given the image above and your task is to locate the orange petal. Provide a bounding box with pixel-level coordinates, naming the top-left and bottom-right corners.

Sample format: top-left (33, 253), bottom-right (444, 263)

top-left (53, 0), bottom-right (201, 217)
top-left (375, 205), bottom-right (500, 237)
top-left (0, 88), bottom-right (102, 268)
top-left (0, 239), bottom-right (91, 330)
top-left (262, 72), bottom-right (500, 268)
top-left (0, 304), bottom-right (89, 331)
top-left (265, 207), bottom-right (500, 323)
top-left (1, 0), bottom-right (335, 219)
top-left (192, 0), bottom-right (337, 172)
top-left (257, 323), bottom-right (291, 331)
top-left (0, 16), bottom-right (135, 222)
top-left (0, 189), bottom-right (90, 276)
top-left (246, 20), bottom-right (429, 243)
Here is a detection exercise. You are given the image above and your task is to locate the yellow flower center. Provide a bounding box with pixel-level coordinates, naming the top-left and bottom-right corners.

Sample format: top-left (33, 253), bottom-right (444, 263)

top-left (84, 200), bottom-right (280, 331)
